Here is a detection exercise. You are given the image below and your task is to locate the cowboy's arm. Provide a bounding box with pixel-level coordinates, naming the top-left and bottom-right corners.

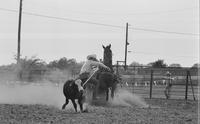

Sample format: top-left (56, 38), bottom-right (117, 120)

top-left (162, 77), bottom-right (176, 80)
top-left (90, 61), bottom-right (110, 70)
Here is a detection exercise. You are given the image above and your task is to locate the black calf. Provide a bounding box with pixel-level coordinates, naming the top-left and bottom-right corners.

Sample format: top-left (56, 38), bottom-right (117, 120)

top-left (62, 80), bottom-right (85, 112)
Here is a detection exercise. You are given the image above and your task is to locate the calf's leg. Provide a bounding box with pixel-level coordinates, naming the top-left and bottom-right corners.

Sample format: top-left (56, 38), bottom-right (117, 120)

top-left (78, 98), bottom-right (83, 112)
top-left (71, 99), bottom-right (77, 112)
top-left (62, 98), bottom-right (69, 109)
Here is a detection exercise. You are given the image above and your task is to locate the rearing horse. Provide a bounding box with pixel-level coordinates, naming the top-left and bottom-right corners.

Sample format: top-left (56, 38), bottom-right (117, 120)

top-left (97, 44), bottom-right (118, 101)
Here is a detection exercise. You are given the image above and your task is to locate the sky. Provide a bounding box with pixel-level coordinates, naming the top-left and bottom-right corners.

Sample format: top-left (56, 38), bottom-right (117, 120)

top-left (0, 0), bottom-right (199, 67)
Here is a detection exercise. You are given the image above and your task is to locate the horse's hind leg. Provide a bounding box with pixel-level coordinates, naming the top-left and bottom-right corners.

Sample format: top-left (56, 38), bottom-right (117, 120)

top-left (62, 98), bottom-right (69, 109)
top-left (106, 89), bottom-right (109, 101)
top-left (111, 85), bottom-right (116, 99)
top-left (111, 88), bottom-right (114, 99)
top-left (71, 99), bottom-right (77, 112)
top-left (91, 78), bottom-right (98, 100)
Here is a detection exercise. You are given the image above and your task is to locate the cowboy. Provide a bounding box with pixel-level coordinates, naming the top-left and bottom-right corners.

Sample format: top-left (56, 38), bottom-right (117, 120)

top-left (78, 54), bottom-right (110, 99)
top-left (79, 54), bottom-right (110, 81)
top-left (164, 71), bottom-right (173, 99)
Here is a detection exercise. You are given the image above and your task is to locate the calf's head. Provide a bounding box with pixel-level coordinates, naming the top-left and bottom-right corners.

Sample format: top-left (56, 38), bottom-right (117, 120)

top-left (75, 79), bottom-right (84, 94)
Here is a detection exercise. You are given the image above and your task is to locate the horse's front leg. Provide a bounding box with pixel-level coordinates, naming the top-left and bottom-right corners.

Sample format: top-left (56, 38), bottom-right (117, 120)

top-left (111, 84), bottom-right (117, 99)
top-left (78, 98), bottom-right (83, 112)
top-left (111, 88), bottom-right (114, 99)
top-left (78, 94), bottom-right (86, 112)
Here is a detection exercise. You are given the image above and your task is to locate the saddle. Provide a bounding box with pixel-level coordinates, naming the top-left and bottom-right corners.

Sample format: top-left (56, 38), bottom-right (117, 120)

top-left (79, 72), bottom-right (90, 81)
top-left (77, 72), bottom-right (96, 89)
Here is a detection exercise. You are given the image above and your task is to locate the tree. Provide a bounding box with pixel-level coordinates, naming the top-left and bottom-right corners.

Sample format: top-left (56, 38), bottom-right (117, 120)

top-left (48, 57), bottom-right (70, 70)
top-left (17, 56), bottom-right (47, 81)
top-left (57, 57), bottom-right (69, 69)
top-left (47, 57), bottom-right (83, 73)
top-left (191, 63), bottom-right (200, 68)
top-left (129, 61), bottom-right (143, 66)
top-left (148, 59), bottom-right (167, 68)
top-left (169, 63), bottom-right (182, 68)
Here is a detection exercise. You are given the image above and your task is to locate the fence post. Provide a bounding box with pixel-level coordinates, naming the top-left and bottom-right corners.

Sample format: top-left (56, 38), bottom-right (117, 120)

top-left (116, 61), bottom-right (119, 75)
top-left (188, 70), bottom-right (196, 101)
top-left (185, 70), bottom-right (189, 100)
top-left (150, 70), bottom-right (153, 99)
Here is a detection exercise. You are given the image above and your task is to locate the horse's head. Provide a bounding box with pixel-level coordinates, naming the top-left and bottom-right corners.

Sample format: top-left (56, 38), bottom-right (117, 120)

top-left (102, 44), bottom-right (112, 59)
top-left (102, 44), bottom-right (113, 72)
top-left (75, 79), bottom-right (84, 94)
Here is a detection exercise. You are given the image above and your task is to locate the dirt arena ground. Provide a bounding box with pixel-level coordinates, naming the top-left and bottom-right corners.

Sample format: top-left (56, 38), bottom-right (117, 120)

top-left (0, 98), bottom-right (198, 124)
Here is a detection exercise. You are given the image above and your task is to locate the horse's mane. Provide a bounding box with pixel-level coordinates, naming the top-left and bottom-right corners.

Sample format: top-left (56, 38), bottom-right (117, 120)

top-left (98, 66), bottom-right (110, 72)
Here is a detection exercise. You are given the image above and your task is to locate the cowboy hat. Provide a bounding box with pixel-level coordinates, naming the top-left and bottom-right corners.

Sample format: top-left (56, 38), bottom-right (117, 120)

top-left (166, 71), bottom-right (171, 76)
top-left (87, 54), bottom-right (97, 60)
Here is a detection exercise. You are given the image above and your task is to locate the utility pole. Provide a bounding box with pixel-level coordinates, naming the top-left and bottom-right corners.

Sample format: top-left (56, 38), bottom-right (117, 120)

top-left (17, 0), bottom-right (23, 64)
top-left (124, 22), bottom-right (129, 70)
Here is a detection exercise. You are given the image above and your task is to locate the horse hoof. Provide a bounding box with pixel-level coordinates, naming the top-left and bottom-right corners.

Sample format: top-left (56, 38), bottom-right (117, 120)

top-left (82, 109), bottom-right (88, 113)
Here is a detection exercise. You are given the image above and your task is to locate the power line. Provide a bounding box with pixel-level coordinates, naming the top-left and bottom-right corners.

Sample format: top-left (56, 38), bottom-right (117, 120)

top-left (0, 7), bottom-right (123, 29)
top-left (126, 7), bottom-right (199, 15)
top-left (24, 12), bottom-right (200, 36)
top-left (23, 11), bottom-right (124, 29)
top-left (0, 7), bottom-right (199, 36)
top-left (129, 27), bottom-right (199, 36)
top-left (73, 7), bottom-right (199, 16)
top-left (0, 7), bottom-right (18, 12)
top-left (12, 4), bottom-right (199, 16)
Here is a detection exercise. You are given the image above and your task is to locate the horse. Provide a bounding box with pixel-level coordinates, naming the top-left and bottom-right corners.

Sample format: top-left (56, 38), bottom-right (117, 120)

top-left (97, 68), bottom-right (119, 101)
top-left (95, 44), bottom-right (119, 101)
top-left (62, 79), bottom-right (86, 112)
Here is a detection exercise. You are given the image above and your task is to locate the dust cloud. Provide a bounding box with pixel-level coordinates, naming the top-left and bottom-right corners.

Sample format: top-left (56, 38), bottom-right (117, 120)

top-left (109, 88), bottom-right (149, 108)
top-left (0, 82), bottom-right (73, 109)
top-left (0, 66), bottom-right (78, 110)
top-left (0, 81), bottom-right (148, 110)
